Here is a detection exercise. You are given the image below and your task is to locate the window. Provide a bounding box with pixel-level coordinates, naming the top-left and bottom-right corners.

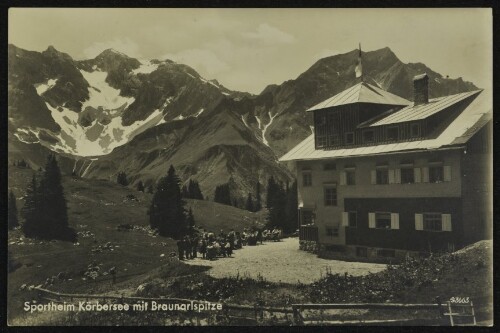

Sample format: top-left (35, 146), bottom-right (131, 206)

top-left (301, 210), bottom-right (314, 226)
top-left (429, 165), bottom-right (444, 183)
top-left (415, 213), bottom-right (452, 231)
top-left (401, 167), bottom-right (414, 184)
top-left (346, 169), bottom-right (356, 185)
top-left (324, 186), bottom-right (338, 206)
top-left (324, 163), bottom-right (336, 171)
top-left (345, 132), bottom-right (354, 144)
top-left (410, 124), bottom-right (420, 138)
top-left (302, 171), bottom-right (312, 187)
top-left (387, 127), bottom-right (399, 141)
top-left (376, 169), bottom-right (389, 184)
top-left (363, 130), bottom-right (374, 143)
top-left (348, 212), bottom-right (357, 227)
top-left (377, 249), bottom-right (396, 258)
top-left (375, 212), bottom-right (392, 229)
top-left (423, 213), bottom-right (443, 231)
top-left (326, 226), bottom-right (339, 237)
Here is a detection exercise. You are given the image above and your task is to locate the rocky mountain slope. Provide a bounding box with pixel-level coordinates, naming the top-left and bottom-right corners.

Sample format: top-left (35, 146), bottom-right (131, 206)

top-left (8, 44), bottom-right (478, 198)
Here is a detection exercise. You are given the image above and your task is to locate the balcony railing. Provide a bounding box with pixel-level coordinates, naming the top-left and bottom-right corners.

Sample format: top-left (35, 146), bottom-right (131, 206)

top-left (299, 224), bottom-right (319, 242)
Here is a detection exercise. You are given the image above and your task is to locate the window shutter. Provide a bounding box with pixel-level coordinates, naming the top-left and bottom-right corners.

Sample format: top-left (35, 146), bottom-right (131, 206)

top-left (391, 213), bottom-right (400, 229)
top-left (342, 212), bottom-right (349, 226)
top-left (388, 169), bottom-right (395, 184)
top-left (414, 168), bottom-right (422, 183)
top-left (442, 214), bottom-right (452, 231)
top-left (422, 167), bottom-right (429, 183)
top-left (415, 214), bottom-right (423, 230)
top-left (443, 166), bottom-right (452, 182)
top-left (370, 170), bottom-right (377, 184)
top-left (340, 171), bottom-right (346, 185)
top-left (395, 169), bottom-right (401, 184)
top-left (368, 213), bottom-right (375, 228)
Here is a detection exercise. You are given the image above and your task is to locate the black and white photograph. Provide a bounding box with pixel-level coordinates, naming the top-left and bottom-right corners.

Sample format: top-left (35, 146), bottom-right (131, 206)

top-left (6, 7), bottom-right (493, 326)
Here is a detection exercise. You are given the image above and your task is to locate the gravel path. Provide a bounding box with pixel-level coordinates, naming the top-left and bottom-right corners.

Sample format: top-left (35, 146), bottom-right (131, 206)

top-left (184, 237), bottom-right (386, 284)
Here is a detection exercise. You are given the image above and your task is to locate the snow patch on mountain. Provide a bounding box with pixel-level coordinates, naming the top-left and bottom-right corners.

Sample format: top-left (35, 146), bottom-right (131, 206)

top-left (35, 79), bottom-right (58, 95)
top-left (195, 108), bottom-right (205, 117)
top-left (80, 69), bottom-right (135, 110)
top-left (132, 60), bottom-right (160, 75)
top-left (44, 102), bottom-right (165, 156)
top-left (261, 112), bottom-right (278, 147)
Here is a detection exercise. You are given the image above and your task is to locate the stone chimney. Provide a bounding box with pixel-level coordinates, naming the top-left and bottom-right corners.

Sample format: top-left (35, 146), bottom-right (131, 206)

top-left (413, 73), bottom-right (429, 105)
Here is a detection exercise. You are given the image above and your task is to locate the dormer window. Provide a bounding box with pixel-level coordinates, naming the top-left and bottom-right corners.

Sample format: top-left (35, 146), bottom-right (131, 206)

top-left (387, 127), bottom-right (399, 141)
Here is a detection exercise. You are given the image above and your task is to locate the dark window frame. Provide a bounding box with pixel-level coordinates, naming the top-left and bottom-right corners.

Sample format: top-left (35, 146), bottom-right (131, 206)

top-left (429, 165), bottom-right (444, 183)
top-left (375, 212), bottom-right (392, 229)
top-left (410, 123), bottom-right (421, 138)
top-left (302, 171), bottom-right (312, 187)
top-left (400, 167), bottom-right (415, 184)
top-left (376, 168), bottom-right (389, 184)
top-left (423, 212), bottom-right (443, 231)
top-left (326, 226), bottom-right (339, 237)
top-left (324, 186), bottom-right (338, 206)
top-left (386, 126), bottom-right (399, 141)
top-left (301, 209), bottom-right (314, 226)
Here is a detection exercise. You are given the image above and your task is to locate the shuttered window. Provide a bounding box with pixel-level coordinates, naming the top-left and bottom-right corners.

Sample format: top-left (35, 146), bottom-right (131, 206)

top-left (414, 168), bottom-right (422, 183)
top-left (415, 214), bottom-right (424, 230)
top-left (415, 213), bottom-right (452, 232)
top-left (368, 213), bottom-right (376, 228)
top-left (342, 211), bottom-right (357, 227)
top-left (340, 171), bottom-right (346, 185)
top-left (391, 213), bottom-right (400, 229)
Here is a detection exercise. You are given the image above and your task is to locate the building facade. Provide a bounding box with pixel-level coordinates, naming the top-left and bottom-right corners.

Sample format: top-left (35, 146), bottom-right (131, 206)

top-left (280, 75), bottom-right (492, 260)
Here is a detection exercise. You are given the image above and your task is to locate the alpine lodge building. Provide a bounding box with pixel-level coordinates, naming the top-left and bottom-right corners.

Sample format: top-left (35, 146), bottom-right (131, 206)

top-left (280, 74), bottom-right (492, 260)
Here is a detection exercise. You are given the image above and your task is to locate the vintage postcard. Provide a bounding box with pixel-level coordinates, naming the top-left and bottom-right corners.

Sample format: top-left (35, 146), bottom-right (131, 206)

top-left (7, 8), bottom-right (493, 326)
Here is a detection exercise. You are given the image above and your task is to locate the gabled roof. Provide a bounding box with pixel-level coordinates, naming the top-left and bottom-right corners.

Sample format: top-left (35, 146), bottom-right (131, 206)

top-left (306, 82), bottom-right (410, 112)
top-left (280, 89), bottom-right (491, 162)
top-left (364, 90), bottom-right (482, 127)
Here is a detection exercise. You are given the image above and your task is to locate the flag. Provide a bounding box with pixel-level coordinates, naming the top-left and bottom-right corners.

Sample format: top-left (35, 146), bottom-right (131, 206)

top-left (355, 43), bottom-right (362, 79)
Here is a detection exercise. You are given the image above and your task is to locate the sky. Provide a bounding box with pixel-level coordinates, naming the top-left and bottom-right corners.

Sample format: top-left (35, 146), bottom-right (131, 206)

top-left (9, 8), bottom-right (492, 94)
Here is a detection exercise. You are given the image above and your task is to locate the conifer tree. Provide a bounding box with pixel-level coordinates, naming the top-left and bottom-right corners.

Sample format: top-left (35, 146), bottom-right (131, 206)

top-left (146, 184), bottom-right (154, 194)
top-left (245, 193), bottom-right (254, 212)
top-left (21, 175), bottom-right (40, 237)
top-left (8, 190), bottom-right (19, 230)
top-left (149, 165), bottom-right (187, 239)
top-left (22, 156), bottom-right (75, 241)
top-left (117, 172), bottom-right (128, 186)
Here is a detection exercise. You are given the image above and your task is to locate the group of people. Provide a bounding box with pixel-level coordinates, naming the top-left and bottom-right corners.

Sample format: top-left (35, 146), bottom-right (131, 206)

top-left (176, 227), bottom-right (283, 261)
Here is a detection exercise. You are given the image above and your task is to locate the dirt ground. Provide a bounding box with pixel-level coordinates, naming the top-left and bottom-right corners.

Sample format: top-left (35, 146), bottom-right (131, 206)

top-left (184, 237), bottom-right (386, 284)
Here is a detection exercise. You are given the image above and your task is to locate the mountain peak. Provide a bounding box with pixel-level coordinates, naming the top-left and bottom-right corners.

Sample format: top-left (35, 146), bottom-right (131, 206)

top-left (95, 48), bottom-right (133, 60)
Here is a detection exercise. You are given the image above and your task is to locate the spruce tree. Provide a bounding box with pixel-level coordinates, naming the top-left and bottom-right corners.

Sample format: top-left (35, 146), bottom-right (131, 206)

top-left (8, 190), bottom-right (19, 230)
top-left (22, 156), bottom-right (75, 241)
top-left (285, 180), bottom-right (298, 233)
top-left (40, 155), bottom-right (73, 240)
top-left (245, 193), bottom-right (254, 212)
top-left (149, 165), bottom-right (187, 239)
top-left (21, 175), bottom-right (40, 237)
top-left (117, 172), bottom-right (128, 186)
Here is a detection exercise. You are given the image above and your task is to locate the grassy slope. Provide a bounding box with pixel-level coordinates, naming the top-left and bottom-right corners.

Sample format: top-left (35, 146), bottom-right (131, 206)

top-left (7, 167), bottom-right (266, 323)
